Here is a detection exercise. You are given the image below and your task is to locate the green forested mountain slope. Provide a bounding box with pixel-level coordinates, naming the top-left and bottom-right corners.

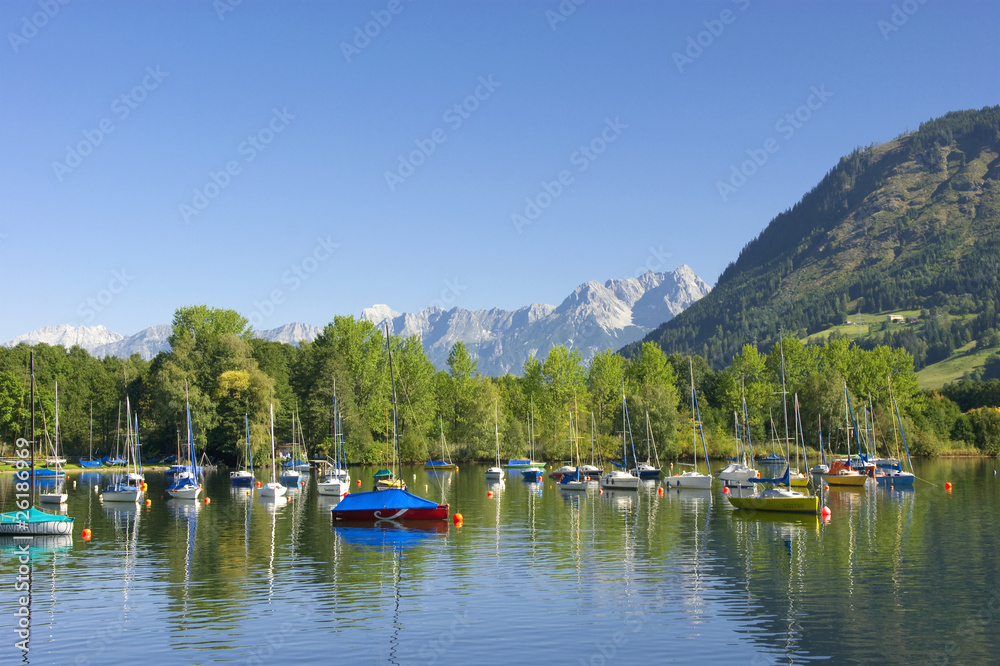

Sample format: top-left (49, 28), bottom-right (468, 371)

top-left (627, 106), bottom-right (1000, 369)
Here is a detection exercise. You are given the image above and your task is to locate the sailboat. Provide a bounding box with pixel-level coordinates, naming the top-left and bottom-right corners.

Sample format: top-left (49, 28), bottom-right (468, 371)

top-left (600, 384), bottom-right (640, 490)
top-left (520, 402), bottom-right (545, 482)
top-left (230, 413), bottom-right (255, 486)
top-left (579, 411), bottom-right (602, 480)
top-left (279, 408), bottom-right (304, 489)
top-left (318, 391), bottom-right (351, 496)
top-left (559, 409), bottom-right (588, 491)
top-left (39, 381), bottom-right (68, 505)
top-left (822, 384), bottom-right (868, 487)
top-left (664, 359), bottom-right (713, 489)
top-left (166, 385), bottom-right (202, 499)
top-left (0, 352), bottom-right (76, 535)
top-left (259, 401), bottom-right (287, 498)
top-left (876, 380), bottom-right (916, 487)
top-left (787, 394), bottom-right (811, 487)
top-left (718, 381), bottom-right (759, 486)
top-left (425, 416), bottom-right (458, 471)
top-left (485, 399), bottom-right (504, 480)
top-left (332, 324), bottom-right (448, 521)
top-left (631, 412), bottom-right (662, 479)
top-left (101, 399), bottom-right (144, 503)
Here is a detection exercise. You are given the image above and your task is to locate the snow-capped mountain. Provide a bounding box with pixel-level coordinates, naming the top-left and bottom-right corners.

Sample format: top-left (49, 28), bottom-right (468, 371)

top-left (362, 266), bottom-right (710, 375)
top-left (256, 323), bottom-right (322, 345)
top-left (4, 266), bottom-right (710, 372)
top-left (3, 324), bottom-right (123, 350)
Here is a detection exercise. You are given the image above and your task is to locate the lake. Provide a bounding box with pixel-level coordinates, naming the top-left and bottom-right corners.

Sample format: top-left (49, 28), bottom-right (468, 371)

top-left (2, 459), bottom-right (998, 664)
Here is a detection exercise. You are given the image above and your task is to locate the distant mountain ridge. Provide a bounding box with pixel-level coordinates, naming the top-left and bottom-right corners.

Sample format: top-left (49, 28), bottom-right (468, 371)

top-left (2, 323), bottom-right (322, 360)
top-left (362, 266), bottom-right (710, 375)
top-left (4, 266), bottom-right (710, 373)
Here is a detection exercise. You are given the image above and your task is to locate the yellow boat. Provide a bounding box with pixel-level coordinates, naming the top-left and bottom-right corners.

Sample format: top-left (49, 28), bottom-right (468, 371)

top-left (727, 487), bottom-right (820, 514)
top-left (789, 470), bottom-right (810, 487)
top-left (822, 460), bottom-right (867, 487)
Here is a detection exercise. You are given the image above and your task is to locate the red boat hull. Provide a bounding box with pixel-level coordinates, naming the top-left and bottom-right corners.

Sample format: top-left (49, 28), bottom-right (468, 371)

top-left (331, 504), bottom-right (449, 521)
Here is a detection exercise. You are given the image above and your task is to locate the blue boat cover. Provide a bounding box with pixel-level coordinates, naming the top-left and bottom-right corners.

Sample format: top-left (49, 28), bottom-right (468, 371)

top-left (34, 469), bottom-right (63, 477)
top-left (425, 460), bottom-right (453, 468)
top-left (0, 506), bottom-right (75, 526)
top-left (334, 489), bottom-right (439, 512)
top-left (506, 459), bottom-right (530, 466)
top-left (78, 460), bottom-right (103, 468)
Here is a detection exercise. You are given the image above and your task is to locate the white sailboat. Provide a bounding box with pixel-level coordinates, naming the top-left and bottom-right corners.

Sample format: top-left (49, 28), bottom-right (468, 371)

top-left (485, 399), bottom-right (504, 480)
top-left (600, 384), bottom-right (640, 490)
top-left (317, 391), bottom-right (351, 496)
top-left (259, 401), bottom-right (287, 498)
top-left (559, 409), bottom-right (588, 491)
top-left (718, 384), bottom-right (758, 486)
top-left (167, 385), bottom-right (202, 500)
top-left (102, 399), bottom-right (144, 503)
top-left (230, 413), bottom-right (255, 486)
top-left (39, 380), bottom-right (68, 505)
top-left (279, 407), bottom-right (304, 490)
top-left (664, 359), bottom-right (712, 489)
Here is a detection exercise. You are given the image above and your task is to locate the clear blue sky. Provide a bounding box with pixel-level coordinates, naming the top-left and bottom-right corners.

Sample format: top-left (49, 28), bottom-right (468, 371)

top-left (1, 0), bottom-right (998, 341)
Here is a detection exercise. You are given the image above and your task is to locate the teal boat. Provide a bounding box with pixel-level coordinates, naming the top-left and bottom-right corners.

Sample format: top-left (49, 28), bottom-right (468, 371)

top-left (0, 353), bottom-right (75, 536)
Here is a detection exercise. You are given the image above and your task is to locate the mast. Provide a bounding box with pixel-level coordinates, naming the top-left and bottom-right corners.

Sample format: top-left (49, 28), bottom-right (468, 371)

top-left (778, 334), bottom-right (791, 463)
top-left (89, 401), bottom-right (93, 461)
top-left (30, 351), bottom-right (35, 505)
top-left (690, 357), bottom-right (697, 468)
top-left (54, 380), bottom-right (59, 472)
top-left (269, 401), bottom-right (277, 484)
top-left (385, 323), bottom-right (399, 477)
top-left (819, 414), bottom-right (826, 466)
top-left (245, 413), bottom-right (253, 475)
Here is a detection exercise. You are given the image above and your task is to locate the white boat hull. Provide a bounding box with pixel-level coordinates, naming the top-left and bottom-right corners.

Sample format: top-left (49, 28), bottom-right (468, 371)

top-left (102, 489), bottom-right (141, 503)
top-left (664, 472), bottom-right (712, 489)
top-left (38, 492), bottom-right (68, 504)
top-left (259, 482), bottom-right (286, 498)
top-left (485, 468), bottom-right (504, 479)
top-left (168, 485), bottom-right (202, 500)
top-left (600, 471), bottom-right (639, 490)
top-left (718, 463), bottom-right (757, 486)
top-left (317, 480), bottom-right (350, 496)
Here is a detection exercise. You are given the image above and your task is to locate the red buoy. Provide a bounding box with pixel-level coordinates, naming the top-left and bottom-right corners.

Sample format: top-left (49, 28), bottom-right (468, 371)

top-left (452, 513), bottom-right (463, 526)
top-left (658, 486), bottom-right (664, 496)
top-left (487, 490), bottom-right (493, 497)
top-left (723, 486), bottom-right (730, 495)
top-left (82, 528), bottom-right (92, 541)
top-left (204, 497), bottom-right (211, 504)
top-left (821, 506), bottom-right (832, 518)
top-left (945, 482), bottom-right (953, 492)
top-left (356, 479), bottom-right (362, 486)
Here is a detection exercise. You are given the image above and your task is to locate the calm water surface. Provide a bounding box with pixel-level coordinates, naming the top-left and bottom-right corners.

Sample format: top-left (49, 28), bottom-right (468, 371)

top-left (2, 459), bottom-right (998, 664)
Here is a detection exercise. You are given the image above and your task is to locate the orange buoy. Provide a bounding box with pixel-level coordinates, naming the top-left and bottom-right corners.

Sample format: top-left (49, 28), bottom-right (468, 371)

top-left (723, 486), bottom-right (730, 495)
top-left (452, 513), bottom-right (463, 526)
top-left (824, 485), bottom-right (830, 491)
top-left (658, 486), bottom-right (664, 496)
top-left (82, 528), bottom-right (92, 541)
top-left (255, 481), bottom-right (261, 488)
top-left (356, 479), bottom-right (362, 486)
top-left (246, 490), bottom-right (251, 496)
top-left (487, 490), bottom-right (493, 497)
top-left (144, 499), bottom-right (151, 507)
top-left (945, 482), bottom-right (953, 492)
top-left (821, 506), bottom-right (832, 518)
top-left (204, 497), bottom-right (211, 504)
top-left (140, 482), bottom-right (148, 491)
